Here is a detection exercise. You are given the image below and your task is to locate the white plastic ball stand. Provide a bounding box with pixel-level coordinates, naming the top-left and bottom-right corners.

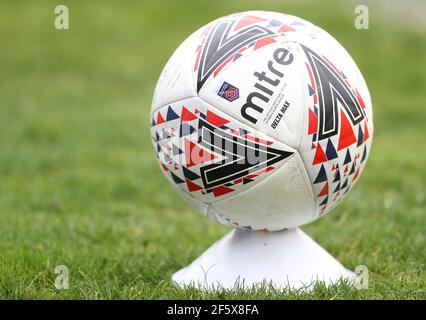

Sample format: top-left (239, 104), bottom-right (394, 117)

top-left (172, 228), bottom-right (357, 291)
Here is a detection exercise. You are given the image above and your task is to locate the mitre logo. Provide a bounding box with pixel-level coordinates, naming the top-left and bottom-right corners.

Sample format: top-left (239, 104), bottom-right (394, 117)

top-left (217, 82), bottom-right (239, 102)
top-left (241, 47), bottom-right (294, 124)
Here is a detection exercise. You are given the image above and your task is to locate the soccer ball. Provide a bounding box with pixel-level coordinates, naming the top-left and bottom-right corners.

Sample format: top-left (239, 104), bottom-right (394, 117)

top-left (150, 11), bottom-right (373, 231)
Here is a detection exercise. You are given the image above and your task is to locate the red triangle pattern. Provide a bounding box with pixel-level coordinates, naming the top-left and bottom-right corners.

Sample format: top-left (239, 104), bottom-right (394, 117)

top-left (212, 185), bottom-right (234, 197)
top-left (254, 37), bottom-right (276, 50)
top-left (185, 179), bottom-right (203, 192)
top-left (308, 109), bottom-right (318, 135)
top-left (318, 182), bottom-right (329, 197)
top-left (278, 24), bottom-right (296, 33)
top-left (181, 106), bottom-right (197, 122)
top-left (363, 121), bottom-right (370, 142)
top-left (206, 111), bottom-right (230, 127)
top-left (312, 143), bottom-right (327, 164)
top-left (156, 112), bottom-right (165, 125)
top-left (185, 139), bottom-right (216, 167)
top-left (338, 110), bottom-right (357, 150)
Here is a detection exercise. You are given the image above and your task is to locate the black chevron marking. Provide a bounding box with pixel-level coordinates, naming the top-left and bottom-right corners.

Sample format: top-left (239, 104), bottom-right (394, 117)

top-left (198, 119), bottom-right (293, 189)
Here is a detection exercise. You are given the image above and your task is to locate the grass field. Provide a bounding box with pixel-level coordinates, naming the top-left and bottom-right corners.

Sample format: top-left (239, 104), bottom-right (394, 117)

top-left (0, 0), bottom-right (425, 299)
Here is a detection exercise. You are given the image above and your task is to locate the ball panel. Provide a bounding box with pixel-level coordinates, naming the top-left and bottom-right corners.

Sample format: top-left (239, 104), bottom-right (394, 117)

top-left (191, 10), bottom-right (317, 92)
top-left (296, 35), bottom-right (374, 216)
top-left (192, 11), bottom-right (320, 150)
top-left (209, 152), bottom-right (315, 231)
top-left (150, 96), bottom-right (296, 206)
top-left (304, 25), bottom-right (373, 123)
top-left (150, 29), bottom-right (201, 113)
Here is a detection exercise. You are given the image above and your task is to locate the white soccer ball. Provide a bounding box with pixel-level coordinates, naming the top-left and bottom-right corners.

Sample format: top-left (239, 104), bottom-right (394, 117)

top-left (150, 11), bottom-right (373, 231)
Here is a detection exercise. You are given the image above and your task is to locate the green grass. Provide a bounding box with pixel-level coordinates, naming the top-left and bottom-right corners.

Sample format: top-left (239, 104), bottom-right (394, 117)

top-left (0, 0), bottom-right (425, 299)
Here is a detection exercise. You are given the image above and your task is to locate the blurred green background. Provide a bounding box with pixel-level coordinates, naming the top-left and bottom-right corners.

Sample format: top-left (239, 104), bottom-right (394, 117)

top-left (0, 0), bottom-right (425, 299)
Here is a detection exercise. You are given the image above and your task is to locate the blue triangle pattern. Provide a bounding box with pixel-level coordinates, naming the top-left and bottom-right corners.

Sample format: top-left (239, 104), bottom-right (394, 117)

top-left (333, 182), bottom-right (341, 193)
top-left (333, 170), bottom-right (341, 182)
top-left (243, 178), bottom-right (254, 185)
top-left (170, 171), bottom-right (184, 184)
top-left (326, 139), bottom-right (338, 160)
top-left (290, 20), bottom-right (306, 27)
top-left (233, 53), bottom-right (242, 61)
top-left (182, 166), bottom-right (200, 181)
top-left (357, 126), bottom-right (364, 147)
top-left (361, 145), bottom-right (367, 162)
top-left (166, 106), bottom-right (180, 121)
top-left (268, 19), bottom-right (282, 27)
top-left (314, 165), bottom-right (327, 184)
top-left (343, 149), bottom-right (352, 165)
top-left (341, 178), bottom-right (348, 189)
top-left (320, 196), bottom-right (328, 206)
top-left (350, 163), bottom-right (355, 175)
